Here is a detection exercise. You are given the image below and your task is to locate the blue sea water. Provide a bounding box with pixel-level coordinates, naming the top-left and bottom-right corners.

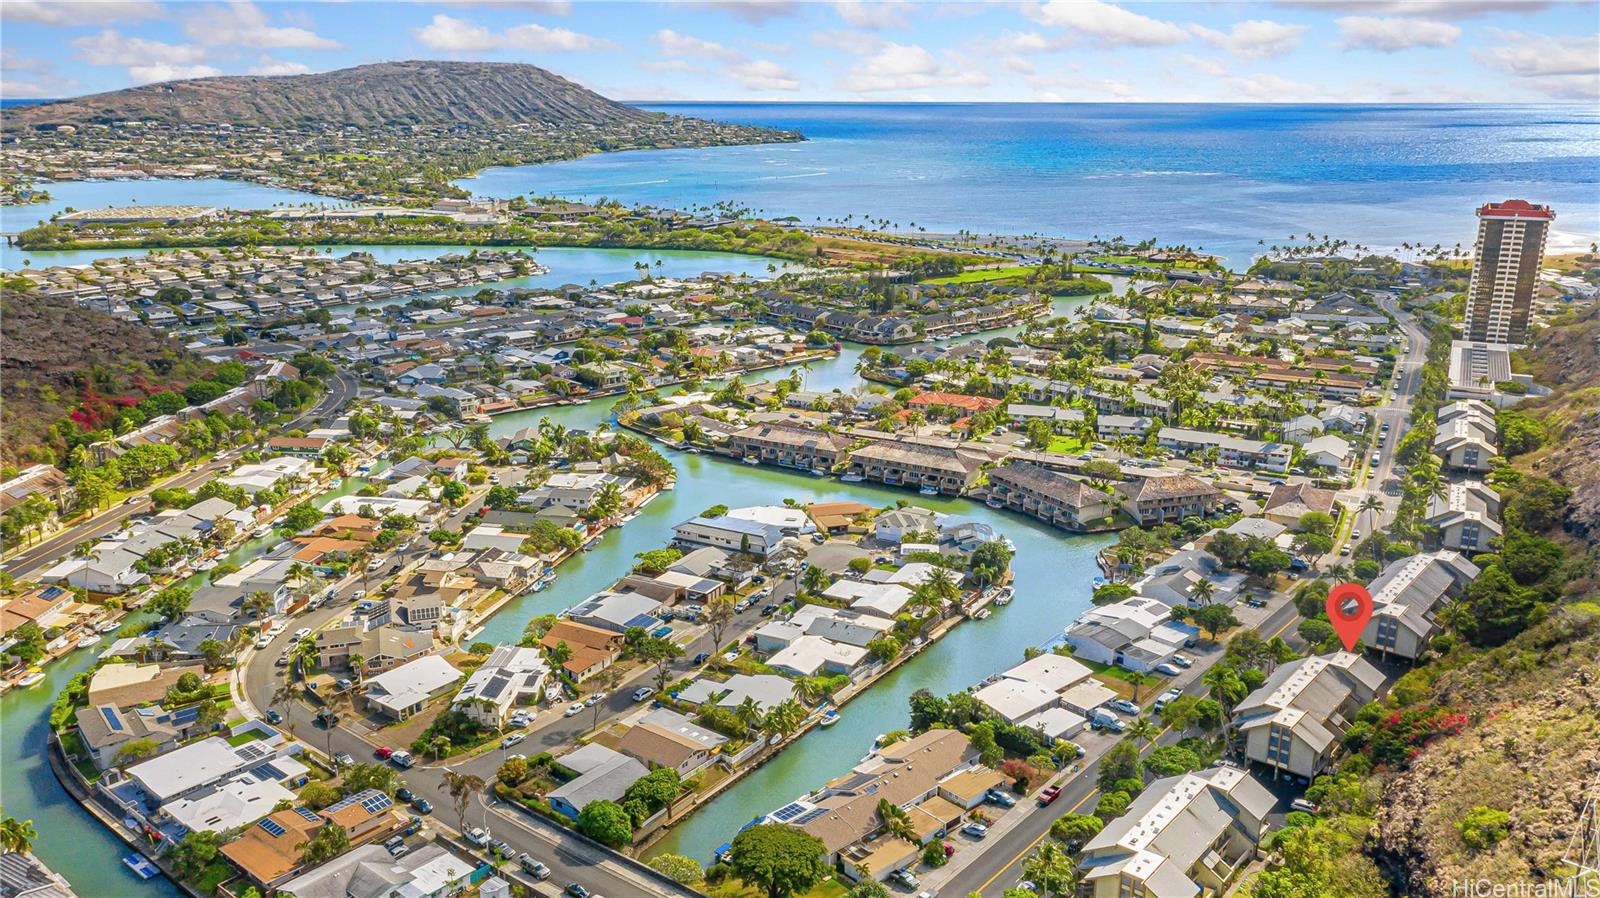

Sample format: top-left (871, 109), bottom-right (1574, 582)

top-left (460, 103), bottom-right (1600, 270)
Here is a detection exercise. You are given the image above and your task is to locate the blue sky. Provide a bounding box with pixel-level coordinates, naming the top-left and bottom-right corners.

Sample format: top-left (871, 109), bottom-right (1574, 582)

top-left (3, 0), bottom-right (1597, 103)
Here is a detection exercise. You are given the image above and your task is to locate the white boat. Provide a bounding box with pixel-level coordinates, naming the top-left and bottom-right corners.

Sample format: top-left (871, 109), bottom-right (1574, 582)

top-left (742, 456), bottom-right (761, 466)
top-left (252, 525), bottom-right (273, 538)
top-left (95, 620), bottom-right (122, 634)
top-left (992, 587), bottom-right (1014, 606)
top-left (811, 468), bottom-right (828, 477)
top-left (123, 855), bottom-right (161, 880)
top-left (195, 558), bottom-right (219, 572)
top-left (15, 669), bottom-right (46, 688)
top-left (819, 709), bottom-right (840, 728)
top-left (972, 609), bottom-right (992, 620)
top-left (919, 485), bottom-right (940, 496)
top-left (76, 633), bottom-right (102, 648)
top-left (840, 472), bottom-right (865, 483)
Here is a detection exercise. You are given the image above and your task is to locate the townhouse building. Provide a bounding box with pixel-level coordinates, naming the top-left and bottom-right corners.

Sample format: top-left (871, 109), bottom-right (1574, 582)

top-left (843, 442), bottom-right (988, 496)
top-left (985, 462), bottom-right (1116, 531)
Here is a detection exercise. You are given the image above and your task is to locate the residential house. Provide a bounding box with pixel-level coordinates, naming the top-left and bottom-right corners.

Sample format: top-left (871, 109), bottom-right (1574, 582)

top-left (843, 442), bottom-right (988, 495)
top-left (1233, 652), bottom-right (1384, 780)
top-left (1115, 475), bottom-right (1221, 526)
top-left (1077, 767), bottom-right (1276, 898)
top-left (1362, 551), bottom-right (1480, 661)
top-left (451, 645), bottom-right (549, 727)
top-left (728, 424), bottom-right (853, 473)
top-left (1157, 427), bottom-right (1292, 472)
top-left (546, 744), bottom-right (649, 820)
top-left (1426, 481), bottom-right (1502, 552)
top-left (615, 708), bottom-right (728, 778)
top-left (540, 620), bottom-right (624, 682)
top-left (673, 515), bottom-right (786, 557)
top-left (872, 506), bottom-right (943, 544)
top-left (1263, 483), bottom-right (1339, 528)
top-left (986, 462), bottom-right (1117, 531)
top-left (361, 655), bottom-right (461, 720)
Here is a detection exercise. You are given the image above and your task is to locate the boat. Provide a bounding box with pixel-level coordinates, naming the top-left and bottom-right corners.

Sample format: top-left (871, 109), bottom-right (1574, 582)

top-left (195, 558), bottom-right (218, 572)
top-left (811, 468), bottom-right (828, 477)
top-left (76, 633), bottom-right (102, 648)
top-left (742, 456), bottom-right (761, 466)
top-left (819, 709), bottom-right (840, 728)
top-left (251, 524), bottom-right (273, 538)
top-left (919, 485), bottom-right (940, 496)
top-left (686, 447), bottom-right (702, 454)
top-left (661, 480), bottom-right (675, 491)
top-left (840, 472), bottom-right (865, 483)
top-left (123, 856), bottom-right (162, 880)
top-left (15, 669), bottom-right (45, 688)
top-left (972, 609), bottom-right (992, 620)
top-left (533, 573), bottom-right (557, 592)
top-left (95, 620), bottom-right (122, 634)
top-left (992, 587), bottom-right (1014, 606)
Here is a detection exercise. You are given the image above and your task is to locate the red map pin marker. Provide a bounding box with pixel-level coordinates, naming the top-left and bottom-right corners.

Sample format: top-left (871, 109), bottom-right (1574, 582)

top-left (1326, 582), bottom-right (1373, 652)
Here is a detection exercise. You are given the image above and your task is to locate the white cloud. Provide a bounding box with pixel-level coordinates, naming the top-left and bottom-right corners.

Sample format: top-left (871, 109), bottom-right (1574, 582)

top-left (651, 28), bottom-right (797, 91)
top-left (811, 29), bottom-right (883, 55)
top-left (727, 59), bottom-right (801, 90)
top-left (1476, 30), bottom-right (1599, 99)
top-left (1335, 16), bottom-right (1460, 51)
top-left (1176, 53), bottom-right (1231, 77)
top-left (1191, 19), bottom-right (1307, 59)
top-left (250, 56), bottom-right (313, 76)
top-left (1277, 1), bottom-right (1559, 20)
top-left (1225, 71), bottom-right (1321, 100)
top-left (72, 29), bottom-right (208, 66)
top-left (1024, 0), bottom-right (1189, 47)
top-left (680, 0), bottom-right (801, 24)
top-left (182, 1), bottom-right (340, 49)
top-left (840, 39), bottom-right (988, 93)
top-left (428, 0), bottom-right (574, 11)
top-left (834, 0), bottom-right (912, 29)
top-left (653, 29), bottom-right (742, 62)
top-left (412, 14), bottom-right (614, 52)
top-left (2, 0), bottom-right (163, 25)
top-left (639, 59), bottom-right (707, 74)
top-left (128, 62), bottom-right (222, 84)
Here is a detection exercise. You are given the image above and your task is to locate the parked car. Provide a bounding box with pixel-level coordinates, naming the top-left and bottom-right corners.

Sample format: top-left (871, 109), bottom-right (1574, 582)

top-left (1154, 662), bottom-right (1183, 676)
top-left (491, 839), bottom-right (513, 859)
top-left (1038, 785), bottom-right (1062, 806)
top-left (264, 709), bottom-right (282, 724)
top-left (961, 822), bottom-right (989, 839)
top-left (692, 652), bottom-right (710, 665)
top-left (890, 869), bottom-right (921, 888)
top-left (1108, 699), bottom-right (1141, 715)
top-left (390, 750), bottom-right (415, 768)
top-left (375, 746), bottom-right (393, 760)
top-left (565, 884), bottom-right (591, 898)
top-left (412, 797), bottom-right (432, 814)
top-left (1152, 688), bottom-right (1183, 711)
top-left (292, 628), bottom-right (311, 640)
top-left (1170, 654), bottom-right (1193, 668)
top-left (518, 855), bottom-right (552, 879)
top-left (500, 733), bottom-right (526, 749)
top-left (464, 828), bottom-right (489, 847)
top-left (584, 691), bottom-right (607, 707)
top-left (1290, 798), bottom-right (1321, 814)
top-left (384, 835), bottom-right (408, 858)
top-left (564, 702), bottom-right (585, 717)
top-left (734, 598), bottom-right (751, 612)
top-left (760, 604), bottom-right (780, 617)
top-left (334, 753), bottom-right (354, 767)
top-left (254, 634), bottom-right (272, 649)
top-left (985, 788), bottom-right (1017, 808)
top-left (632, 686), bottom-right (656, 702)
top-left (396, 786), bottom-right (415, 803)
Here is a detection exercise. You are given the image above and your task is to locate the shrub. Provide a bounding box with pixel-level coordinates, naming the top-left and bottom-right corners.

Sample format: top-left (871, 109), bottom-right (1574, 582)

top-left (1457, 806), bottom-right (1511, 851)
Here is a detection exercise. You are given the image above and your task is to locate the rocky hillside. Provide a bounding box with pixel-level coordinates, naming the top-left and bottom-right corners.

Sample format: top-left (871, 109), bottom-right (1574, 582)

top-left (6, 60), bottom-right (653, 129)
top-left (1, 289), bottom-right (208, 463)
top-left (1514, 303), bottom-right (1600, 535)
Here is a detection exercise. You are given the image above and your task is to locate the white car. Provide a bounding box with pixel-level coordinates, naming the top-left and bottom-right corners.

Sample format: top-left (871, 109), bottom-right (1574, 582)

top-left (254, 635), bottom-right (272, 649)
top-left (267, 622), bottom-right (286, 636)
top-left (584, 691), bottom-right (607, 707)
top-left (500, 733), bottom-right (526, 749)
top-left (293, 627), bottom-right (312, 640)
top-left (563, 703), bottom-right (585, 717)
top-left (464, 827), bottom-right (489, 847)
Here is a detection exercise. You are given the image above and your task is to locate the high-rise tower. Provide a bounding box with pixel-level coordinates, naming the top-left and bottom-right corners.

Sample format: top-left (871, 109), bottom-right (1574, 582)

top-left (1464, 199), bottom-right (1553, 345)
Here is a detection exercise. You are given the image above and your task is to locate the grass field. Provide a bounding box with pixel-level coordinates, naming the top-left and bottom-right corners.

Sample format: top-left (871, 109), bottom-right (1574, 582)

top-left (921, 265), bottom-right (1039, 285)
top-left (1046, 435), bottom-right (1087, 454)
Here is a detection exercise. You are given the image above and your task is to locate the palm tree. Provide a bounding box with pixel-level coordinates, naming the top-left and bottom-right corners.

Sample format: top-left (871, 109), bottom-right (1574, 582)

top-left (0, 814), bottom-right (39, 854)
top-left (1358, 494), bottom-right (1383, 537)
top-left (734, 696), bottom-right (763, 738)
top-left (1021, 841), bottom-right (1077, 895)
top-left (1127, 715), bottom-right (1160, 748)
top-left (1123, 671), bottom-right (1152, 704)
top-left (442, 771), bottom-right (484, 834)
top-left (875, 799), bottom-right (916, 842)
top-left (1189, 578), bottom-right (1216, 606)
top-left (429, 735), bottom-right (452, 761)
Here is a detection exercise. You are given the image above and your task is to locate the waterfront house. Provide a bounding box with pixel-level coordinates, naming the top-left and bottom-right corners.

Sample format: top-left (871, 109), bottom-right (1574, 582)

top-left (361, 655), bottom-right (461, 721)
top-left (843, 442), bottom-right (988, 496)
top-left (673, 515), bottom-right (787, 558)
top-left (275, 843), bottom-right (472, 898)
top-left (547, 744), bottom-right (649, 821)
top-left (1077, 767), bottom-right (1275, 898)
top-left (765, 729), bottom-right (979, 882)
top-left (540, 620), bottom-right (624, 682)
top-left (986, 462), bottom-right (1117, 530)
top-left (1138, 549), bottom-right (1247, 609)
top-left (219, 805), bottom-right (327, 889)
top-left (1361, 551), bottom-right (1480, 661)
top-left (766, 634), bottom-right (870, 678)
top-left (872, 506), bottom-right (943, 544)
top-left (728, 423), bottom-right (853, 472)
top-left (75, 701), bottom-right (204, 770)
top-left (1063, 597), bottom-right (1190, 671)
top-left (1115, 475), bottom-right (1221, 526)
top-left (615, 708), bottom-right (727, 778)
top-left (567, 591), bottom-right (664, 634)
top-left (1232, 651), bottom-right (1383, 781)
top-left (674, 673), bottom-right (794, 715)
top-left (316, 622), bottom-right (434, 673)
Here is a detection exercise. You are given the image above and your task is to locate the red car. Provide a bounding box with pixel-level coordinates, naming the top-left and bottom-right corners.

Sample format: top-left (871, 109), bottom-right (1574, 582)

top-left (1037, 785), bottom-right (1062, 806)
top-left (375, 746), bottom-right (393, 760)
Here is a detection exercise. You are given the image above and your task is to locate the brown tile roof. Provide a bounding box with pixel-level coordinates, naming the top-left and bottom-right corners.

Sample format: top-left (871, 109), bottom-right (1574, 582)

top-left (1264, 482), bottom-right (1338, 516)
top-left (616, 723), bottom-right (703, 770)
top-left (798, 729), bottom-right (975, 854)
top-left (220, 808), bottom-right (322, 885)
top-left (1117, 474), bottom-right (1220, 503)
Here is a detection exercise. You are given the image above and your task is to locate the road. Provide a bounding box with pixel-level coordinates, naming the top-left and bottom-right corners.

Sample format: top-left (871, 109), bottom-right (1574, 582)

top-left (940, 596), bottom-right (1306, 897)
top-left (2, 371), bottom-right (358, 581)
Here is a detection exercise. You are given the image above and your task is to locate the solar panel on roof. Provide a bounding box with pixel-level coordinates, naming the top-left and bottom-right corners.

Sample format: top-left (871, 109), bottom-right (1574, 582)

top-left (769, 802), bottom-right (808, 822)
top-left (294, 807), bottom-right (322, 823)
top-left (101, 707), bottom-right (124, 732)
top-left (361, 793), bottom-right (393, 814)
top-left (234, 742), bottom-right (270, 761)
top-left (793, 808), bottom-right (828, 825)
top-left (40, 586), bottom-right (65, 599)
top-left (259, 819), bottom-right (287, 836)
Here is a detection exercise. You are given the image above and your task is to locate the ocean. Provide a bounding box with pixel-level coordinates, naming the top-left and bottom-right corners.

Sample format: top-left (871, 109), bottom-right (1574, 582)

top-left (460, 103), bottom-right (1600, 270)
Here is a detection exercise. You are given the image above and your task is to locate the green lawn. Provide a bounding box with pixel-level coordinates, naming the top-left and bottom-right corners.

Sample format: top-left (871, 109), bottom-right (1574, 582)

top-left (1046, 435), bottom-right (1086, 454)
top-left (921, 265), bottom-right (1038, 285)
top-left (704, 877), bottom-right (850, 898)
top-left (193, 860), bottom-right (235, 896)
top-left (226, 729), bottom-right (268, 747)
